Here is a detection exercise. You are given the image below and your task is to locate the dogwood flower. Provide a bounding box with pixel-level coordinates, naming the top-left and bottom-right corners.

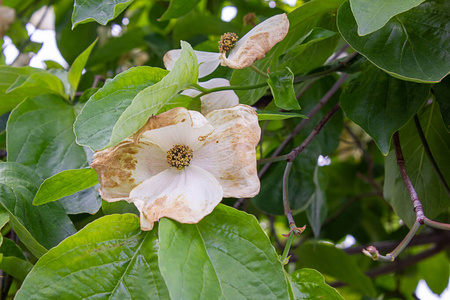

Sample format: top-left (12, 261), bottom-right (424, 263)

top-left (182, 78), bottom-right (239, 114)
top-left (91, 105), bottom-right (260, 230)
top-left (163, 13), bottom-right (289, 78)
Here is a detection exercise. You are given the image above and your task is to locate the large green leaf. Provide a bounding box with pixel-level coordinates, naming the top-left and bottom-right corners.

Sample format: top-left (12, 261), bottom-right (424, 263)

top-left (108, 41), bottom-right (198, 148)
top-left (0, 66), bottom-right (42, 115)
top-left (33, 168), bottom-right (98, 206)
top-left (337, 0), bottom-right (450, 83)
top-left (0, 163), bottom-right (75, 257)
top-left (0, 238), bottom-right (33, 281)
top-left (74, 66), bottom-right (168, 150)
top-left (72, 0), bottom-right (135, 29)
top-left (418, 251), bottom-right (450, 295)
top-left (291, 268), bottom-right (344, 300)
top-left (349, 0), bottom-right (425, 35)
top-left (7, 94), bottom-right (100, 214)
top-left (384, 102), bottom-right (450, 227)
top-left (15, 214), bottom-right (169, 299)
top-left (159, 0), bottom-right (201, 21)
top-left (159, 204), bottom-right (289, 299)
top-left (296, 242), bottom-right (376, 296)
top-left (434, 75), bottom-right (450, 131)
top-left (231, 0), bottom-right (343, 105)
top-left (67, 38), bottom-right (98, 97)
top-left (340, 63), bottom-right (431, 155)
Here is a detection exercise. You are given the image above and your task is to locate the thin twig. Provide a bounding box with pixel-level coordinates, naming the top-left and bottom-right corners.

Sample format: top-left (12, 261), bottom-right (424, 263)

top-left (258, 74), bottom-right (348, 177)
top-left (287, 102), bottom-right (341, 162)
top-left (413, 115), bottom-right (450, 197)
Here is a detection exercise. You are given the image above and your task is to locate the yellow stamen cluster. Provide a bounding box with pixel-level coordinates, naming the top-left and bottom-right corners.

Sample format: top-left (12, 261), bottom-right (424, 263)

top-left (219, 32), bottom-right (239, 53)
top-left (167, 144), bottom-right (194, 170)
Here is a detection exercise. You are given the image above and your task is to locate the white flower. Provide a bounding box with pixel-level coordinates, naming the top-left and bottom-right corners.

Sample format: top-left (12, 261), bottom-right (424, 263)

top-left (163, 13), bottom-right (289, 78)
top-left (91, 105), bottom-right (261, 230)
top-left (182, 78), bottom-right (239, 114)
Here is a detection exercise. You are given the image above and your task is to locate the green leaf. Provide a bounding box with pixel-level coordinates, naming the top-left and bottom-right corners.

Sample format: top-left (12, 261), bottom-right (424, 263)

top-left (102, 199), bottom-right (139, 215)
top-left (291, 268), bottom-right (344, 300)
top-left (108, 41), bottom-right (198, 148)
top-left (0, 66), bottom-right (42, 115)
top-left (268, 67), bottom-right (301, 110)
top-left (7, 94), bottom-right (100, 214)
top-left (257, 111), bottom-right (307, 121)
top-left (296, 242), bottom-right (376, 296)
top-left (384, 102), bottom-right (450, 227)
top-left (159, 204), bottom-right (289, 299)
top-left (67, 38), bottom-right (98, 97)
top-left (337, 0), bottom-right (450, 83)
top-left (434, 75), bottom-right (450, 131)
top-left (349, 0), bottom-right (425, 35)
top-left (0, 238), bottom-right (26, 260)
top-left (306, 165), bottom-right (328, 238)
top-left (33, 168), bottom-right (98, 206)
top-left (419, 251), bottom-right (450, 295)
top-left (6, 71), bottom-right (67, 100)
top-left (0, 163), bottom-right (76, 257)
top-left (0, 254), bottom-right (33, 281)
top-left (159, 0), bottom-right (201, 21)
top-left (15, 214), bottom-right (169, 299)
top-left (340, 62), bottom-right (431, 155)
top-left (74, 66), bottom-right (168, 150)
top-left (231, 0), bottom-right (343, 105)
top-left (72, 0), bottom-right (135, 29)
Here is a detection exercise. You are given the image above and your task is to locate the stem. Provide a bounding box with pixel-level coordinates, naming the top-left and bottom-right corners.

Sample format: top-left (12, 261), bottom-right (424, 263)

top-left (423, 218), bottom-right (450, 231)
top-left (363, 221), bottom-right (421, 262)
top-left (287, 102), bottom-right (341, 162)
top-left (280, 231), bottom-right (295, 263)
top-left (257, 155), bottom-right (289, 164)
top-left (250, 64), bottom-right (269, 78)
top-left (393, 132), bottom-right (425, 223)
top-left (283, 162), bottom-right (293, 219)
top-left (258, 74), bottom-right (348, 178)
top-left (197, 82), bottom-right (268, 97)
top-left (413, 115), bottom-right (450, 197)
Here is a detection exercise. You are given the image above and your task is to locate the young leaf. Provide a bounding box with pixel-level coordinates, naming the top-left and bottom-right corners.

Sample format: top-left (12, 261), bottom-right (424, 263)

top-left (108, 41), bottom-right (198, 148)
top-left (6, 71), bottom-right (67, 100)
top-left (291, 268), bottom-right (344, 300)
top-left (72, 0), bottom-right (135, 29)
top-left (0, 163), bottom-right (76, 257)
top-left (257, 110), bottom-right (307, 121)
top-left (0, 239), bottom-right (33, 281)
top-left (159, 0), bottom-right (201, 21)
top-left (340, 62), bottom-right (431, 155)
top-left (15, 214), bottom-right (169, 299)
top-left (67, 38), bottom-right (98, 97)
top-left (338, 0), bottom-right (450, 83)
top-left (268, 67), bottom-right (301, 110)
top-left (384, 102), bottom-right (450, 227)
top-left (349, 0), bottom-right (425, 35)
top-left (33, 168), bottom-right (98, 206)
top-left (159, 204), bottom-right (290, 299)
top-left (306, 165), bottom-right (328, 238)
top-left (74, 66), bottom-right (169, 151)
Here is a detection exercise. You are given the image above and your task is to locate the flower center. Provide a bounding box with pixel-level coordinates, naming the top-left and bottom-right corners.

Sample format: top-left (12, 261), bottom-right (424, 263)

top-left (166, 144), bottom-right (194, 170)
top-left (219, 32), bottom-right (239, 53)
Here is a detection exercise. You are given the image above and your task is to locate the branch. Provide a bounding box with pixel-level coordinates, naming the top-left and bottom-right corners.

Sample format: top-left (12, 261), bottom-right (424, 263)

top-left (258, 74), bottom-right (348, 177)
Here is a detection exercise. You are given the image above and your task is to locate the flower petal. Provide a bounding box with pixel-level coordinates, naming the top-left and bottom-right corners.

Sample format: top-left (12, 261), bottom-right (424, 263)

top-left (220, 13), bottom-right (289, 69)
top-left (90, 140), bottom-right (168, 201)
top-left (129, 165), bottom-right (223, 230)
top-left (163, 49), bottom-right (221, 78)
top-left (182, 78), bottom-right (239, 114)
top-left (192, 105), bottom-right (261, 198)
top-left (138, 107), bottom-right (214, 151)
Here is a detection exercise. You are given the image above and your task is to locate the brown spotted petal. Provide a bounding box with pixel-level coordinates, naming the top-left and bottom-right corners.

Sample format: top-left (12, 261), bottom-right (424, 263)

top-left (90, 140), bottom-right (168, 202)
top-left (129, 166), bottom-right (223, 231)
top-left (220, 13), bottom-right (289, 69)
top-left (192, 105), bottom-right (261, 198)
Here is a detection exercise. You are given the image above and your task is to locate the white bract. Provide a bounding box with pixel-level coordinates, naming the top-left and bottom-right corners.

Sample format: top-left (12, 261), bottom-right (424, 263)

top-left (182, 78), bottom-right (239, 114)
top-left (163, 13), bottom-right (289, 78)
top-left (91, 105), bottom-right (261, 230)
